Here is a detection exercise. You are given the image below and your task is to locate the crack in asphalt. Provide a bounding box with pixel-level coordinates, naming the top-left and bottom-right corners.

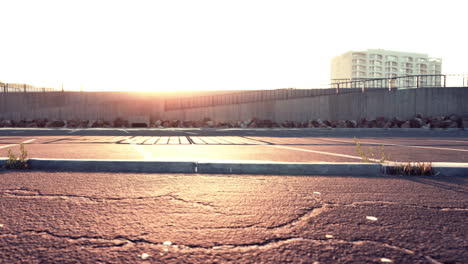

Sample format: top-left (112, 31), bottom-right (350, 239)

top-left (0, 188), bottom-right (217, 210)
top-left (1, 230), bottom-right (443, 263)
top-left (265, 204), bottom-right (332, 230)
top-left (0, 187), bottom-right (459, 263)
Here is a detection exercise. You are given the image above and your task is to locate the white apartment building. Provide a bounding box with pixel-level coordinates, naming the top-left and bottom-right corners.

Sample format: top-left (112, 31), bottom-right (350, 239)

top-left (331, 49), bottom-right (442, 85)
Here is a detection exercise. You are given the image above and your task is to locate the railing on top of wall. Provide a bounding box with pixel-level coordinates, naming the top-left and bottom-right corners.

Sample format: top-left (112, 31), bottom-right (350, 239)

top-left (0, 82), bottom-right (57, 93)
top-left (165, 74), bottom-right (468, 111)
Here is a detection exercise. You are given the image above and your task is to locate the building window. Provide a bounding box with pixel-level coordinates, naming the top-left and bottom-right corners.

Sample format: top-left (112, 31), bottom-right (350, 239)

top-left (353, 71), bottom-right (367, 77)
top-left (352, 59), bottom-right (366, 64)
top-left (402, 56), bottom-right (413, 62)
top-left (416, 58), bottom-right (427, 63)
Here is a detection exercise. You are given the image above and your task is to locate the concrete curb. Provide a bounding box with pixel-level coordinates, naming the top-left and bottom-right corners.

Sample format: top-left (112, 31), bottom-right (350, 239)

top-left (0, 127), bottom-right (466, 132)
top-left (196, 162), bottom-right (381, 176)
top-left (1, 158), bottom-right (467, 176)
top-left (0, 158), bottom-right (195, 173)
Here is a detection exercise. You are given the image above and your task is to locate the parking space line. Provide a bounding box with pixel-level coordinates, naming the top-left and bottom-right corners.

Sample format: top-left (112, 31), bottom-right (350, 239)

top-left (190, 136), bottom-right (206, 144)
top-left (168, 137), bottom-right (180, 144)
top-left (426, 139), bottom-right (468, 144)
top-left (320, 138), bottom-right (468, 152)
top-left (201, 137), bottom-right (225, 144)
top-left (245, 137), bottom-right (286, 145)
top-left (106, 136), bottom-right (129, 143)
top-left (143, 137), bottom-right (160, 145)
top-left (0, 144), bottom-right (18, 149)
top-left (270, 145), bottom-right (376, 162)
top-left (230, 136), bottom-right (263, 145)
top-left (132, 136), bottom-right (151, 144)
top-left (120, 137), bottom-right (136, 144)
top-left (220, 136), bottom-right (248, 144)
top-left (179, 136), bottom-right (191, 144)
top-left (207, 137), bottom-right (233, 144)
top-left (0, 139), bottom-right (36, 149)
top-left (156, 137), bottom-right (170, 144)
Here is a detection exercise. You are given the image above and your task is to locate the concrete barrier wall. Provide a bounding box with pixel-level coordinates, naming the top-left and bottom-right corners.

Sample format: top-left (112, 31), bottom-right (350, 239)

top-left (0, 91), bottom-right (244, 121)
top-left (0, 92), bottom-right (165, 121)
top-left (1, 88), bottom-right (467, 122)
top-left (164, 87), bottom-right (468, 121)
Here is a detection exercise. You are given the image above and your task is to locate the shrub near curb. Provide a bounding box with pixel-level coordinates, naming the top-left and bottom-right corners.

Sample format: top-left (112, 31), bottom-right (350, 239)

top-left (4, 144), bottom-right (29, 169)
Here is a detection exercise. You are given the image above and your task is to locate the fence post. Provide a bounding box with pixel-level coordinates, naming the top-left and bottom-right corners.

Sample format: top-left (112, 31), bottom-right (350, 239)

top-left (388, 79), bottom-right (392, 91)
top-left (416, 76), bottom-right (420, 88)
top-left (336, 83), bottom-right (340, 94)
top-left (361, 81), bottom-right (365, 93)
top-left (443, 75), bottom-right (447, 87)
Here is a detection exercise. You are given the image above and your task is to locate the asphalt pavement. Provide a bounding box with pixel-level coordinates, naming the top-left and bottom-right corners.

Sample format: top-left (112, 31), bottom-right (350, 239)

top-left (0, 172), bottom-right (467, 263)
top-left (1, 128), bottom-right (468, 163)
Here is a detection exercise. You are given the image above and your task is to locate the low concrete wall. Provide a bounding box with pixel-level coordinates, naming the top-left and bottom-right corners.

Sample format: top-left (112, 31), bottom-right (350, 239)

top-left (0, 91), bottom-right (244, 121)
top-left (1, 88), bottom-right (467, 122)
top-left (164, 87), bottom-right (468, 122)
top-left (0, 92), bottom-right (162, 121)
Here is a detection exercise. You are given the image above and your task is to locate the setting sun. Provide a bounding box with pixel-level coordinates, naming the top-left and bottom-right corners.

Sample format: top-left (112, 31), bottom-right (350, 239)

top-left (1, 0), bottom-right (466, 91)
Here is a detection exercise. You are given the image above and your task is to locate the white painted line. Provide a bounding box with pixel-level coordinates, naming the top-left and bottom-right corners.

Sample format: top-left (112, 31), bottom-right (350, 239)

top-left (426, 139), bottom-right (468, 144)
top-left (320, 138), bottom-right (468, 152)
top-left (270, 145), bottom-right (379, 162)
top-left (68, 129), bottom-right (81, 134)
top-left (119, 129), bottom-right (130, 134)
top-left (186, 132), bottom-right (198, 135)
top-left (0, 144), bottom-right (17, 149)
top-left (0, 139), bottom-right (36, 149)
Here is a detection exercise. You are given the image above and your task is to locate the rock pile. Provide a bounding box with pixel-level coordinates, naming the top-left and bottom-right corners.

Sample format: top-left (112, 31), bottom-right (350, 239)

top-left (0, 114), bottom-right (466, 129)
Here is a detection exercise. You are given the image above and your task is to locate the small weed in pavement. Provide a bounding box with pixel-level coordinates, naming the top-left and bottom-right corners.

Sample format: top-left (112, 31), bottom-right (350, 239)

top-left (4, 144), bottom-right (29, 169)
top-left (386, 162), bottom-right (434, 176)
top-left (354, 138), bottom-right (434, 176)
top-left (354, 137), bottom-right (391, 163)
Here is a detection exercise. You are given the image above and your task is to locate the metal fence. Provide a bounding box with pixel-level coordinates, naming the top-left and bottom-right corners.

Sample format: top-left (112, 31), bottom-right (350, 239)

top-left (165, 74), bottom-right (468, 111)
top-left (0, 82), bottom-right (57, 93)
top-left (330, 74), bottom-right (468, 93)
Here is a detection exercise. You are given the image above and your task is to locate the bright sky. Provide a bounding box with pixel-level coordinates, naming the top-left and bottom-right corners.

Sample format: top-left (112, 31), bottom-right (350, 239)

top-left (0, 0), bottom-right (466, 91)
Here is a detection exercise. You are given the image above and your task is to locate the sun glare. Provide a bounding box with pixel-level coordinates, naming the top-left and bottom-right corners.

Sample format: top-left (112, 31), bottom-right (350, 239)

top-left (0, 0), bottom-right (465, 91)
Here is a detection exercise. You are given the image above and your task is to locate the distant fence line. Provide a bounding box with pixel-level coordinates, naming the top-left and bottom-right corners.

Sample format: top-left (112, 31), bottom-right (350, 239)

top-left (330, 74), bottom-right (468, 91)
top-left (165, 74), bottom-right (468, 111)
top-left (0, 82), bottom-right (57, 93)
top-left (165, 88), bottom-right (363, 111)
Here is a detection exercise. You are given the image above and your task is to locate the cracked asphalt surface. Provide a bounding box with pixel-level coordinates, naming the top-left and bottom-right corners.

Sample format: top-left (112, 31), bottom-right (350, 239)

top-left (0, 172), bottom-right (467, 263)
